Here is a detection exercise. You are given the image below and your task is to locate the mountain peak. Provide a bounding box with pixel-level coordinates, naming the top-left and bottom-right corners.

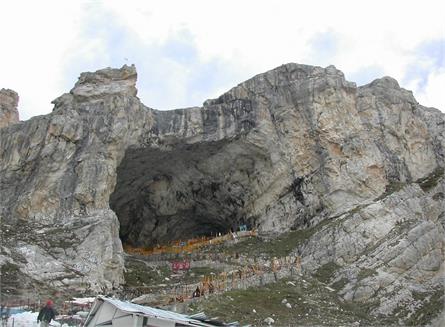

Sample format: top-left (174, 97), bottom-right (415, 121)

top-left (70, 64), bottom-right (138, 99)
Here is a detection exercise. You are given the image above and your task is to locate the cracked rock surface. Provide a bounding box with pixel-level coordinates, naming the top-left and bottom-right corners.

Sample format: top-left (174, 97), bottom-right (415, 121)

top-left (0, 63), bottom-right (443, 321)
top-left (297, 170), bottom-right (444, 321)
top-left (0, 88), bottom-right (19, 128)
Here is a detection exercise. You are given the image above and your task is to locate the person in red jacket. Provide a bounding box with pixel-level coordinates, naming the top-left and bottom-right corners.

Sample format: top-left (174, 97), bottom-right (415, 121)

top-left (37, 300), bottom-right (57, 327)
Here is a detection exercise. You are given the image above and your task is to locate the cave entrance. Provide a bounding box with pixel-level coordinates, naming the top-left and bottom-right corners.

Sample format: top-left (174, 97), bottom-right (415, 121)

top-left (109, 140), bottom-right (261, 248)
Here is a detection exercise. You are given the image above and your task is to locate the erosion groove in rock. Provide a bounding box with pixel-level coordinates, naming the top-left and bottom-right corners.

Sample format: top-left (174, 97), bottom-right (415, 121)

top-left (0, 63), bottom-right (444, 323)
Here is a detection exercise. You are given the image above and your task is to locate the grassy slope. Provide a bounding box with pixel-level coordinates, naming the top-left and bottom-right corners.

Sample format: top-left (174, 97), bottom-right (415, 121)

top-left (187, 276), bottom-right (377, 326)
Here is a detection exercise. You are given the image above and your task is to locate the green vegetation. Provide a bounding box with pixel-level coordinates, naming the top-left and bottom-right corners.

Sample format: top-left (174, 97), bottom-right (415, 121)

top-left (216, 220), bottom-right (335, 259)
top-left (416, 166), bottom-right (444, 192)
top-left (331, 277), bottom-right (348, 291)
top-left (374, 166), bottom-right (444, 202)
top-left (1, 262), bottom-right (21, 293)
top-left (187, 277), bottom-right (378, 326)
top-left (48, 232), bottom-right (78, 250)
top-left (357, 268), bottom-right (378, 281)
top-left (432, 192), bottom-right (444, 201)
top-left (340, 297), bottom-right (381, 322)
top-left (375, 181), bottom-right (406, 201)
top-left (405, 287), bottom-right (444, 326)
top-left (124, 257), bottom-right (171, 287)
top-left (313, 262), bottom-right (341, 284)
top-left (120, 194), bottom-right (444, 326)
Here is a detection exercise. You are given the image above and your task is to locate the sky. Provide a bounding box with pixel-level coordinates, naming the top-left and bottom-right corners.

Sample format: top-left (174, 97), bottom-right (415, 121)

top-left (0, 0), bottom-right (444, 120)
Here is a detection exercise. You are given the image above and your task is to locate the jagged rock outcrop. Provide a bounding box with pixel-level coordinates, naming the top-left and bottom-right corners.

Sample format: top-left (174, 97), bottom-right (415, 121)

top-left (0, 63), bottom-right (443, 323)
top-left (297, 168), bottom-right (444, 322)
top-left (0, 88), bottom-right (19, 128)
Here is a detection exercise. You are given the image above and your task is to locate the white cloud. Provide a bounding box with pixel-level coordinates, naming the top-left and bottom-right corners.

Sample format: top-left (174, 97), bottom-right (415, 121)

top-left (413, 69), bottom-right (445, 109)
top-left (0, 1), bottom-right (83, 119)
top-left (0, 0), bottom-right (444, 119)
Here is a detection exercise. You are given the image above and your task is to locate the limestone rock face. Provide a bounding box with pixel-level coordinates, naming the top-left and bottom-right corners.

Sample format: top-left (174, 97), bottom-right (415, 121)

top-left (69, 64), bottom-right (138, 100)
top-left (298, 170), bottom-right (444, 319)
top-left (0, 88), bottom-right (19, 128)
top-left (0, 63), bottom-right (443, 321)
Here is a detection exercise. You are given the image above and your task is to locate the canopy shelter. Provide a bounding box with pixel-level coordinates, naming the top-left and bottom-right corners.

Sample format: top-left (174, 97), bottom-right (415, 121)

top-left (84, 296), bottom-right (231, 327)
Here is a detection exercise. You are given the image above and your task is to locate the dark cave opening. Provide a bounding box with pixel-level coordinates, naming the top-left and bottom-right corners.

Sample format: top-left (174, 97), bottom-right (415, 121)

top-left (109, 140), bottom-right (267, 247)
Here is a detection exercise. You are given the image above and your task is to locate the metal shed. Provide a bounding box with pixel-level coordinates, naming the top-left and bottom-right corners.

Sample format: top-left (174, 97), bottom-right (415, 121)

top-left (83, 296), bottom-right (226, 327)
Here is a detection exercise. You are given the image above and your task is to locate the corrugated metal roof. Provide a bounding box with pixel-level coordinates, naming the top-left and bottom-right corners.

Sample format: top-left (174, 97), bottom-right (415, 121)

top-left (188, 312), bottom-right (208, 320)
top-left (100, 296), bottom-right (191, 322)
top-left (86, 296), bottom-right (218, 326)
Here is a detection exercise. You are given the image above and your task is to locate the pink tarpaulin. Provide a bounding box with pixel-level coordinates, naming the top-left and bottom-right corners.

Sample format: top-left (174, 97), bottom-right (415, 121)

top-left (171, 261), bottom-right (190, 271)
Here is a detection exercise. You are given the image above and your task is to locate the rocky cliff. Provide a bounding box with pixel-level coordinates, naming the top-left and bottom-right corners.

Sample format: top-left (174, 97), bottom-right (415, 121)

top-left (0, 89), bottom-right (19, 129)
top-left (0, 64), bottom-right (443, 322)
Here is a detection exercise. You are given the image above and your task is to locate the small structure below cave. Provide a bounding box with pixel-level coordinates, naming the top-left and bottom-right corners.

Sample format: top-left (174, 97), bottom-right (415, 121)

top-left (84, 296), bottom-right (234, 327)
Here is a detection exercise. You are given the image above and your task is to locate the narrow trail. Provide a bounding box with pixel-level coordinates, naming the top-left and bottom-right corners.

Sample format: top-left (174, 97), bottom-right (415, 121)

top-left (120, 231), bottom-right (303, 309)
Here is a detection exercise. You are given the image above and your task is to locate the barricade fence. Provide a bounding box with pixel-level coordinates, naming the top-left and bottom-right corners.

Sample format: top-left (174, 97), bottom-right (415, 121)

top-left (1, 255), bottom-right (302, 325)
top-left (1, 231), bottom-right (300, 318)
top-left (124, 231), bottom-right (257, 257)
top-left (168, 256), bottom-right (302, 305)
top-left (124, 256), bottom-right (302, 306)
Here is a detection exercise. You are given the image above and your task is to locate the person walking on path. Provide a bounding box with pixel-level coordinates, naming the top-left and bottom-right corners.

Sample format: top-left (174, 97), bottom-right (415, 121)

top-left (37, 300), bottom-right (57, 327)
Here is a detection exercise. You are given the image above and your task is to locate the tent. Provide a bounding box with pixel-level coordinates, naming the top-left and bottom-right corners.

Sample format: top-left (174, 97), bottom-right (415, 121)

top-left (84, 296), bottom-right (231, 327)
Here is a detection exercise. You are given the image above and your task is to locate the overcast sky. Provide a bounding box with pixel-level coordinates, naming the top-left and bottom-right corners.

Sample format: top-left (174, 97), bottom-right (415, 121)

top-left (1, 0), bottom-right (444, 120)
